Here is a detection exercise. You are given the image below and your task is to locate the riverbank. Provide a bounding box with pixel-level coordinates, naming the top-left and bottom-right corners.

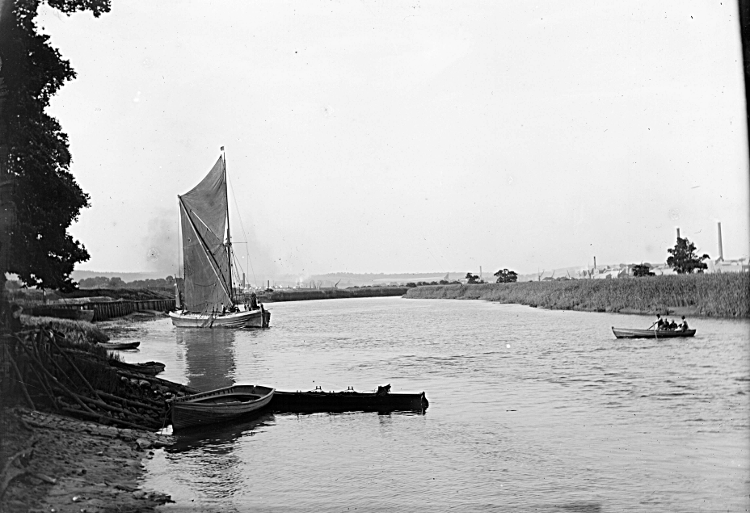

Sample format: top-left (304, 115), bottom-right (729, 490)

top-left (404, 273), bottom-right (749, 318)
top-left (0, 407), bottom-right (172, 513)
top-left (260, 286), bottom-right (408, 302)
top-left (0, 313), bottom-right (192, 512)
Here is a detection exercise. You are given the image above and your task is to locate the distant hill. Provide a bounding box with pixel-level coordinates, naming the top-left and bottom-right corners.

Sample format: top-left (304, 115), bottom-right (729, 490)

top-left (70, 265), bottom-right (606, 289)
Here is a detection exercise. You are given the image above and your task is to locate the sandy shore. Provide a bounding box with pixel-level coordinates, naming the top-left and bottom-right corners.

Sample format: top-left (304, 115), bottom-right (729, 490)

top-left (1, 407), bottom-right (173, 513)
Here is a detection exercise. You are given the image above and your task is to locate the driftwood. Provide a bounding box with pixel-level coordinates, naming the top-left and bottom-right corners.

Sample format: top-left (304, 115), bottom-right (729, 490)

top-left (71, 391), bottom-right (159, 428)
top-left (7, 329), bottom-right (173, 432)
top-left (95, 390), bottom-right (163, 413)
top-left (15, 338), bottom-right (99, 417)
top-left (116, 370), bottom-right (196, 393)
top-left (48, 334), bottom-right (104, 399)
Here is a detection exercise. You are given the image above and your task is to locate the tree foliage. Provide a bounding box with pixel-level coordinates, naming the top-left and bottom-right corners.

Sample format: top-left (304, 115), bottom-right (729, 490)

top-left (632, 264), bottom-right (654, 277)
top-left (78, 275), bottom-right (177, 290)
top-left (667, 237), bottom-right (709, 274)
top-left (465, 273), bottom-right (480, 284)
top-left (494, 268), bottom-right (518, 283)
top-left (0, 0), bottom-right (110, 291)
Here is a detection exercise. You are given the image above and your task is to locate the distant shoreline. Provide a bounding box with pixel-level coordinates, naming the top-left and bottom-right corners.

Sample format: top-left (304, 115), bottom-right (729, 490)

top-left (403, 274), bottom-right (749, 318)
top-left (260, 286), bottom-right (408, 302)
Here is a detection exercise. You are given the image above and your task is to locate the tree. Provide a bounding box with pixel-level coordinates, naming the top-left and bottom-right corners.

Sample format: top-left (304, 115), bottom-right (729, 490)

top-left (465, 273), bottom-right (480, 284)
top-left (667, 237), bottom-right (709, 274)
top-left (632, 264), bottom-right (654, 277)
top-left (0, 0), bottom-right (110, 293)
top-left (494, 268), bottom-right (518, 283)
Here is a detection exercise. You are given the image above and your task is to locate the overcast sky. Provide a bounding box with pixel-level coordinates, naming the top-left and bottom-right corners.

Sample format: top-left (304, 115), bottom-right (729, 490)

top-left (38, 1), bottom-right (749, 281)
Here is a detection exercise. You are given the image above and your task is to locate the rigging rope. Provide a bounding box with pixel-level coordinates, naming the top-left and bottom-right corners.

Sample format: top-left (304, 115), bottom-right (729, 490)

top-left (227, 173), bottom-right (258, 288)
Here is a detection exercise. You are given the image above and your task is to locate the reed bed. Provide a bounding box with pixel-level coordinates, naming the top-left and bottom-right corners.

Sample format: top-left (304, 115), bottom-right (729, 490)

top-left (20, 315), bottom-right (110, 343)
top-left (404, 273), bottom-right (749, 318)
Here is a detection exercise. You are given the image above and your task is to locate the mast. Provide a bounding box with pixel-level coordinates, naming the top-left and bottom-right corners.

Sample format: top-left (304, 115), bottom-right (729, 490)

top-left (222, 146), bottom-right (234, 302)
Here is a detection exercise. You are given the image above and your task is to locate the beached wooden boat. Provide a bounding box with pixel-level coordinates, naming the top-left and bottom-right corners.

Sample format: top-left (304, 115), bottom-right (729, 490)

top-left (109, 359), bottom-right (165, 376)
top-left (612, 327), bottom-right (696, 339)
top-left (98, 341), bottom-right (141, 350)
top-left (169, 384), bottom-right (275, 431)
top-left (269, 386), bottom-right (429, 414)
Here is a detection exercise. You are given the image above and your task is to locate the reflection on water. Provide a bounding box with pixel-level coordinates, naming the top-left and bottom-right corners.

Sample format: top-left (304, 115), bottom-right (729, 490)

top-left (137, 298), bottom-right (749, 512)
top-left (168, 412), bottom-right (274, 454)
top-left (176, 328), bottom-right (236, 391)
top-left (162, 413), bottom-right (274, 505)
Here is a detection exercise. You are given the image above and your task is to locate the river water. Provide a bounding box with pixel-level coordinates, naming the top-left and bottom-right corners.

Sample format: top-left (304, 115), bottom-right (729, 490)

top-left (117, 297), bottom-right (749, 512)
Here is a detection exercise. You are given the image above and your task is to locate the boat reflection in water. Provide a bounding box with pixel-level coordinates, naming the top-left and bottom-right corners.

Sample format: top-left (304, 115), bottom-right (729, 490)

top-left (168, 411), bottom-right (275, 453)
top-left (176, 328), bottom-right (237, 392)
top-left (165, 328), bottom-right (274, 504)
top-left (164, 412), bottom-right (275, 503)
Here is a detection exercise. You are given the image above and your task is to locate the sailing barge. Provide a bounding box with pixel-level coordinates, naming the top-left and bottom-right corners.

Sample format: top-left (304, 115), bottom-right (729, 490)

top-left (169, 150), bottom-right (270, 328)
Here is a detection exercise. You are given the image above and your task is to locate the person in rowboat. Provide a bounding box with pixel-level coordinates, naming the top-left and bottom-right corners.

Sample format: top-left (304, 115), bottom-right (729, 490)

top-left (650, 314), bottom-right (665, 330)
top-left (679, 316), bottom-right (689, 331)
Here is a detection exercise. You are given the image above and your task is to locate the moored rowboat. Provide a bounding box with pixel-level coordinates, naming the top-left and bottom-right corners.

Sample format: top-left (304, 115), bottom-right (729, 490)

top-left (612, 327), bottom-right (696, 339)
top-left (98, 341), bottom-right (141, 350)
top-left (169, 384), bottom-right (275, 431)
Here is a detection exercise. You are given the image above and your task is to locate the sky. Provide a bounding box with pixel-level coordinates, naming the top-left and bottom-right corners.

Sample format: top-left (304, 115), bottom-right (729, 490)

top-left (38, 1), bottom-right (749, 282)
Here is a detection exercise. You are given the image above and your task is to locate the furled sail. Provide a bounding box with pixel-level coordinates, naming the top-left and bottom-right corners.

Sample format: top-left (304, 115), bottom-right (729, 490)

top-left (179, 157), bottom-right (233, 312)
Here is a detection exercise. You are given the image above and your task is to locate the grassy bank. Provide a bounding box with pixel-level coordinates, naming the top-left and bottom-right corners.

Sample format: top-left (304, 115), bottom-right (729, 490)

top-left (404, 273), bottom-right (749, 318)
top-left (20, 315), bottom-right (110, 343)
top-left (262, 286), bottom-right (408, 302)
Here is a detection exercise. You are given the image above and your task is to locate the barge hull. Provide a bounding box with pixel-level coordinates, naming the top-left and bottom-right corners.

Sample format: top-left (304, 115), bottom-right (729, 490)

top-left (269, 390), bottom-right (429, 414)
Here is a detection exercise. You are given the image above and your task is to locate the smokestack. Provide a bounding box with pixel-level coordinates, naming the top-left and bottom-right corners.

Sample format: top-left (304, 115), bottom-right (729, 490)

top-left (718, 222), bottom-right (724, 261)
top-left (593, 256), bottom-right (597, 270)
top-left (676, 227), bottom-right (680, 239)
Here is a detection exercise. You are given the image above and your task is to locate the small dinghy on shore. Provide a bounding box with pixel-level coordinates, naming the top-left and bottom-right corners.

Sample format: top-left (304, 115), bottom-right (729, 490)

top-left (169, 384), bottom-right (275, 431)
top-left (98, 341), bottom-right (141, 350)
top-left (109, 359), bottom-right (165, 375)
top-left (612, 327), bottom-right (696, 339)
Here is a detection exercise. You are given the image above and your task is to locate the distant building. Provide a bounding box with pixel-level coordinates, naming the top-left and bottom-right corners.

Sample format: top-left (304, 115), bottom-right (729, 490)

top-left (707, 258), bottom-right (749, 274)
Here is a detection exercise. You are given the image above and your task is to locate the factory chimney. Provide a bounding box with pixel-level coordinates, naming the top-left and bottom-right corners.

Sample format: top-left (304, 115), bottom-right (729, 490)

top-left (676, 227), bottom-right (680, 239)
top-left (717, 222), bottom-right (724, 261)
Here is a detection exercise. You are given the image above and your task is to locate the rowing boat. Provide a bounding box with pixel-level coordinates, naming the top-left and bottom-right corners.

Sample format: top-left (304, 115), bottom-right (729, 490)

top-left (98, 341), bottom-right (141, 350)
top-left (169, 384), bottom-right (275, 431)
top-left (611, 327), bottom-right (696, 339)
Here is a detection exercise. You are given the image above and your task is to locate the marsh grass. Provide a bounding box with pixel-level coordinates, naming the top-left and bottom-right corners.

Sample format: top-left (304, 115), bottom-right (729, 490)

top-left (20, 315), bottom-right (110, 343)
top-left (405, 273), bottom-right (749, 317)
